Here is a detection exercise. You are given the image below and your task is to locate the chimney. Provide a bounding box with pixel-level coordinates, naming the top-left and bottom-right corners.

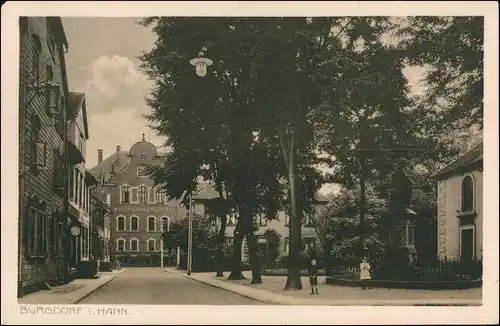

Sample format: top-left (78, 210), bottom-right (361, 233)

top-left (97, 149), bottom-right (103, 164)
top-left (457, 132), bottom-right (470, 155)
top-left (115, 145), bottom-right (121, 165)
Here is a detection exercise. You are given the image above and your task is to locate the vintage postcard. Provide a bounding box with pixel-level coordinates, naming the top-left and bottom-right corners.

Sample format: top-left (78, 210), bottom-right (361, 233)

top-left (1, 1), bottom-right (499, 325)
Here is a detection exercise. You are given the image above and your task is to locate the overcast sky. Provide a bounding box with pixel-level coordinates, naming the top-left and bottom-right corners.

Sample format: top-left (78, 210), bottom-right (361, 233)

top-left (61, 17), bottom-right (428, 195)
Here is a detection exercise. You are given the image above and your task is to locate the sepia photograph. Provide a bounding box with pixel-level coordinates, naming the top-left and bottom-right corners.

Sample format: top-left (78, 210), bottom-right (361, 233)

top-left (2, 1), bottom-right (498, 325)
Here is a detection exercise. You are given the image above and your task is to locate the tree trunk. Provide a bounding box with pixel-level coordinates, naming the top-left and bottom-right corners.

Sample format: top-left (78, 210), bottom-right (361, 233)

top-left (359, 155), bottom-right (367, 259)
top-left (228, 221), bottom-right (246, 280)
top-left (246, 232), bottom-right (262, 284)
top-left (283, 129), bottom-right (302, 290)
top-left (215, 215), bottom-right (227, 277)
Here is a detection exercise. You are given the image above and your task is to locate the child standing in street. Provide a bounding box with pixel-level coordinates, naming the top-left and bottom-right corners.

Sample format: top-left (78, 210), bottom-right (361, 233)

top-left (360, 257), bottom-right (371, 289)
top-left (308, 248), bottom-right (319, 295)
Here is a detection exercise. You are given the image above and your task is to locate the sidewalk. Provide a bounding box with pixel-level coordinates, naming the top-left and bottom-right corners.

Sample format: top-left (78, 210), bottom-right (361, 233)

top-left (165, 269), bottom-right (482, 306)
top-left (18, 273), bottom-right (117, 305)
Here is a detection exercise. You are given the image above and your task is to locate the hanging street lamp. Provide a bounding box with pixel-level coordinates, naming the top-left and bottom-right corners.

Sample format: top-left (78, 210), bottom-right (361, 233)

top-left (189, 49), bottom-right (213, 78)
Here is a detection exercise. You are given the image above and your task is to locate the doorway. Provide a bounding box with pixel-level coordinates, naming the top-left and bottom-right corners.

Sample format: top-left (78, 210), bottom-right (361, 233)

top-left (460, 226), bottom-right (475, 261)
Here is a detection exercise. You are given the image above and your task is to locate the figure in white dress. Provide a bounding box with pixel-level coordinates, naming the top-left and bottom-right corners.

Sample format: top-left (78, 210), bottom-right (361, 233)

top-left (359, 257), bottom-right (372, 289)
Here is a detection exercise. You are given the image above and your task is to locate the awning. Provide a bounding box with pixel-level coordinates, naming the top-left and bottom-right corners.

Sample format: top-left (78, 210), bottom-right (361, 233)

top-left (66, 140), bottom-right (85, 165)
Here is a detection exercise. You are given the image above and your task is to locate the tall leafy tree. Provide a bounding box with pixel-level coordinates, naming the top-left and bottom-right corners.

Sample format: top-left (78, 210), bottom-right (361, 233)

top-left (397, 17), bottom-right (484, 131)
top-left (138, 17), bottom-right (293, 284)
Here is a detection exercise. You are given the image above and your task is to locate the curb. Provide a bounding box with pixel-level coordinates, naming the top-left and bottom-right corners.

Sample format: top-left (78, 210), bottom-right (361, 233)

top-left (73, 276), bottom-right (115, 304)
top-left (164, 269), bottom-right (279, 304)
top-left (164, 269), bottom-right (482, 306)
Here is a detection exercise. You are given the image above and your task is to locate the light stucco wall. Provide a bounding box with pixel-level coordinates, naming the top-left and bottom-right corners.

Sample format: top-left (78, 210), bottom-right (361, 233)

top-left (437, 169), bottom-right (483, 260)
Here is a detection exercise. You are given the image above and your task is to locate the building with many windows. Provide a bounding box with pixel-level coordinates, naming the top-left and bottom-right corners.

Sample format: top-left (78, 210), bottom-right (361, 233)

top-left (193, 182), bottom-right (328, 261)
top-left (90, 136), bottom-right (189, 266)
top-left (432, 140), bottom-right (483, 261)
top-left (18, 17), bottom-right (70, 297)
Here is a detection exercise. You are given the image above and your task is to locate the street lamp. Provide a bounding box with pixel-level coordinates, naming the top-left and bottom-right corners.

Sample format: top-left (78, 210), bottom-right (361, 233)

top-left (190, 50), bottom-right (213, 77)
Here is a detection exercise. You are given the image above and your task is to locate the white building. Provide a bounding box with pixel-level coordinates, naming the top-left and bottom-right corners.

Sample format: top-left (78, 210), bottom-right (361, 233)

top-left (431, 140), bottom-right (483, 261)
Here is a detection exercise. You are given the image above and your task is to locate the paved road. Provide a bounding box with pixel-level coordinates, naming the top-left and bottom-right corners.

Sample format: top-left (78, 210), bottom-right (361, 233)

top-left (79, 267), bottom-right (261, 305)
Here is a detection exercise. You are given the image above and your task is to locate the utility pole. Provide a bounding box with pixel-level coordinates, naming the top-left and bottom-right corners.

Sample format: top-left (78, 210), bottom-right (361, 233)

top-left (187, 194), bottom-right (193, 276)
top-left (160, 220), bottom-right (164, 269)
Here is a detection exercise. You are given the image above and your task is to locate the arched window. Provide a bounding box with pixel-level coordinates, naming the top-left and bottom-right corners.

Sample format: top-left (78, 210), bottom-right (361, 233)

top-left (121, 185), bottom-right (131, 204)
top-left (117, 216), bottom-right (126, 231)
top-left (130, 238), bottom-right (139, 251)
top-left (148, 216), bottom-right (156, 232)
top-left (156, 187), bottom-right (166, 204)
top-left (461, 176), bottom-right (474, 212)
top-left (147, 238), bottom-right (156, 252)
top-left (116, 238), bottom-right (125, 251)
top-left (138, 185), bottom-right (148, 204)
top-left (130, 216), bottom-right (139, 231)
top-left (161, 216), bottom-right (169, 232)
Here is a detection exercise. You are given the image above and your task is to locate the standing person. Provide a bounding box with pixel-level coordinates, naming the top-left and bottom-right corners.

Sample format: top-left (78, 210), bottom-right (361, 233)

top-left (308, 248), bottom-right (319, 295)
top-left (360, 257), bottom-right (372, 289)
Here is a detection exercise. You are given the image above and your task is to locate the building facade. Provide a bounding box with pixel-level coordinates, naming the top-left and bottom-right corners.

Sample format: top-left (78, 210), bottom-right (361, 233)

top-left (18, 17), bottom-right (71, 296)
top-left (432, 140), bottom-right (483, 261)
top-left (193, 182), bottom-right (328, 261)
top-left (66, 92), bottom-right (98, 275)
top-left (91, 136), bottom-right (189, 266)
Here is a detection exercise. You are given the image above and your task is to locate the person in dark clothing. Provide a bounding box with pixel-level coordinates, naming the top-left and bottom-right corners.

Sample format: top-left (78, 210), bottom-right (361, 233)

top-left (308, 248), bottom-right (319, 295)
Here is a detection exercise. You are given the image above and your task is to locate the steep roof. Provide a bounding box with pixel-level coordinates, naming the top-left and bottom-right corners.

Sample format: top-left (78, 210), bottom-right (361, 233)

top-left (431, 141), bottom-right (483, 180)
top-left (68, 92), bottom-right (89, 139)
top-left (90, 150), bottom-right (130, 183)
top-left (90, 149), bottom-right (169, 184)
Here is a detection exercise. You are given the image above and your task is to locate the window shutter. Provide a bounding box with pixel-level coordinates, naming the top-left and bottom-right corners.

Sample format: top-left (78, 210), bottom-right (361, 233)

top-left (35, 142), bottom-right (46, 167)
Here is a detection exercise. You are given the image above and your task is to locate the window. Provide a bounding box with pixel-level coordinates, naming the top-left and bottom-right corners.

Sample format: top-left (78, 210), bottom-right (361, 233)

top-left (55, 96), bottom-right (65, 138)
top-left (79, 174), bottom-right (84, 208)
top-left (227, 215), bottom-right (236, 226)
top-left (82, 228), bottom-right (88, 257)
top-left (161, 217), bottom-right (169, 232)
top-left (74, 170), bottom-right (80, 205)
top-left (155, 187), bottom-right (166, 204)
top-left (31, 35), bottom-right (41, 86)
top-left (29, 115), bottom-right (46, 170)
top-left (44, 65), bottom-right (60, 117)
top-left (138, 185), bottom-right (148, 204)
top-left (69, 168), bottom-right (75, 201)
top-left (121, 185), bottom-right (131, 204)
top-left (130, 239), bottom-right (139, 251)
top-left (284, 215), bottom-right (290, 226)
top-left (304, 238), bottom-right (316, 253)
top-left (53, 150), bottom-right (64, 193)
top-left (117, 216), bottom-right (126, 231)
top-left (147, 239), bottom-right (156, 252)
top-left (116, 238), bottom-right (125, 251)
top-left (257, 215), bottom-right (267, 227)
top-left (148, 216), bottom-right (156, 232)
top-left (26, 206), bottom-right (47, 255)
top-left (137, 167), bottom-right (146, 177)
top-left (130, 216), bottom-right (139, 231)
top-left (461, 176), bottom-right (474, 213)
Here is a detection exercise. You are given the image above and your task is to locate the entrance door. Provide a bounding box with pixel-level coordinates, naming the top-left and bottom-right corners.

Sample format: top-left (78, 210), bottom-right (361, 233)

top-left (460, 227), bottom-right (474, 261)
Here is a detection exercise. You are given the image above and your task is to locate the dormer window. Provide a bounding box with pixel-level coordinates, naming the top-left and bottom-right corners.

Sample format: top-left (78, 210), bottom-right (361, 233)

top-left (137, 167), bottom-right (146, 177)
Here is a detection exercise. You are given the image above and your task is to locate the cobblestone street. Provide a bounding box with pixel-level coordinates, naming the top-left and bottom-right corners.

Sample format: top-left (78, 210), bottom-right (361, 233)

top-left (79, 268), bottom-right (262, 305)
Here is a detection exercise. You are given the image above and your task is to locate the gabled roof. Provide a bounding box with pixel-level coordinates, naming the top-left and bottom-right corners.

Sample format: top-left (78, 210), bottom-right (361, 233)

top-left (431, 141), bottom-right (483, 180)
top-left (68, 92), bottom-right (89, 139)
top-left (91, 150), bottom-right (130, 183)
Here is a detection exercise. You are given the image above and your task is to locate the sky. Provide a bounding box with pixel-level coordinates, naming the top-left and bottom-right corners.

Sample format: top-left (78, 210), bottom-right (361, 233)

top-left (61, 17), bottom-right (428, 195)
